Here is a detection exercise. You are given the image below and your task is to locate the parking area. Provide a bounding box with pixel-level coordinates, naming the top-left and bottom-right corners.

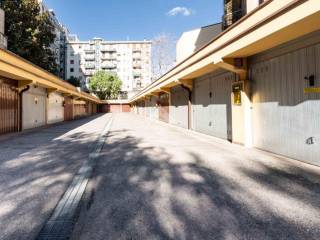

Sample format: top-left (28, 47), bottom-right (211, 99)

top-left (71, 113), bottom-right (320, 240)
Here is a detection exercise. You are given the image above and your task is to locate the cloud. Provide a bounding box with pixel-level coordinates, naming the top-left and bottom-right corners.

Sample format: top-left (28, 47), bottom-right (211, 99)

top-left (167, 7), bottom-right (194, 17)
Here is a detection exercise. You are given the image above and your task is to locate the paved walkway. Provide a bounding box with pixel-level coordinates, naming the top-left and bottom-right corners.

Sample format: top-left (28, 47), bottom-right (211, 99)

top-left (0, 114), bottom-right (110, 240)
top-left (72, 113), bottom-right (320, 240)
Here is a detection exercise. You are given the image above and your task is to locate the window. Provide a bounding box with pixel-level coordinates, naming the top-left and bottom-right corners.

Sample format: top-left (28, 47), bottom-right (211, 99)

top-left (70, 60), bottom-right (74, 64)
top-left (70, 68), bottom-right (74, 72)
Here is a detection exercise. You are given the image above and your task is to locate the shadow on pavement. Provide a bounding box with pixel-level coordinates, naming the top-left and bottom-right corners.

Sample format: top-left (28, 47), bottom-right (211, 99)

top-left (72, 127), bottom-right (320, 240)
top-left (0, 114), bottom-right (108, 240)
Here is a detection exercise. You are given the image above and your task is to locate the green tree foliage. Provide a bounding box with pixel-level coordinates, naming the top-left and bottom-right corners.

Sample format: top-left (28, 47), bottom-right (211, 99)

top-left (89, 71), bottom-right (122, 100)
top-left (67, 76), bottom-right (81, 87)
top-left (0, 0), bottom-right (58, 75)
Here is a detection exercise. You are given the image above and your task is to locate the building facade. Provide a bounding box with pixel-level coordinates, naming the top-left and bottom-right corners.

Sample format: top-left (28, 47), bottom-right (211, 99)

top-left (0, 8), bottom-right (7, 49)
top-left (223, 0), bottom-right (266, 29)
top-left (176, 23), bottom-right (222, 63)
top-left (66, 37), bottom-right (152, 99)
top-left (37, 0), bottom-right (69, 79)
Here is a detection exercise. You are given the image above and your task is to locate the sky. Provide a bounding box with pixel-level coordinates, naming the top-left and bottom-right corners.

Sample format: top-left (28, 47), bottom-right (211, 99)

top-left (43, 0), bottom-right (223, 41)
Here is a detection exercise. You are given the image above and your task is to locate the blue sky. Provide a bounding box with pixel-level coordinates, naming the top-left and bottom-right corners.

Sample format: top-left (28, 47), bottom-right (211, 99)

top-left (44, 0), bottom-right (223, 41)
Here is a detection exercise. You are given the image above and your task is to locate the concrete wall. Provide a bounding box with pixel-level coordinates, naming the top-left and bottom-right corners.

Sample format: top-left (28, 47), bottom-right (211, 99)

top-left (47, 92), bottom-right (64, 124)
top-left (22, 86), bottom-right (46, 130)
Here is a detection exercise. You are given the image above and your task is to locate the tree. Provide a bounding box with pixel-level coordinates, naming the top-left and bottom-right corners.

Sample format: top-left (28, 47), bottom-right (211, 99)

top-left (152, 33), bottom-right (176, 80)
top-left (89, 71), bottom-right (122, 100)
top-left (0, 0), bottom-right (58, 75)
top-left (67, 76), bottom-right (81, 87)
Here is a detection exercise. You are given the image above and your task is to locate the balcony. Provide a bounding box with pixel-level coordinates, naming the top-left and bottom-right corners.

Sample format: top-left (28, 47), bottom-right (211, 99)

top-left (84, 49), bottom-right (95, 53)
top-left (101, 63), bottom-right (117, 70)
top-left (133, 73), bottom-right (142, 79)
top-left (84, 63), bottom-right (95, 69)
top-left (101, 48), bottom-right (117, 53)
top-left (101, 54), bottom-right (117, 60)
top-left (133, 62), bottom-right (142, 69)
top-left (84, 55), bottom-right (95, 60)
top-left (0, 33), bottom-right (7, 49)
top-left (84, 70), bottom-right (95, 76)
top-left (222, 8), bottom-right (245, 30)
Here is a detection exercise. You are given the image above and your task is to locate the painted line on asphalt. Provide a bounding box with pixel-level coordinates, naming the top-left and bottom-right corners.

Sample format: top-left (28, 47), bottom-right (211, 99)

top-left (36, 114), bottom-right (113, 240)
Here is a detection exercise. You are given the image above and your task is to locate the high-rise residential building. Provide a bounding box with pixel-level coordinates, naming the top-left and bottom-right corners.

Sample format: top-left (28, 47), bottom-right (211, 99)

top-left (66, 37), bottom-right (152, 99)
top-left (37, 0), bottom-right (69, 79)
top-left (0, 8), bottom-right (7, 49)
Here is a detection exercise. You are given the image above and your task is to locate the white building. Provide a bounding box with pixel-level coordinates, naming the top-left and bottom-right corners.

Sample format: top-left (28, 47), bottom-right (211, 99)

top-left (66, 37), bottom-right (152, 99)
top-left (176, 23), bottom-right (222, 63)
top-left (37, 0), bottom-right (69, 79)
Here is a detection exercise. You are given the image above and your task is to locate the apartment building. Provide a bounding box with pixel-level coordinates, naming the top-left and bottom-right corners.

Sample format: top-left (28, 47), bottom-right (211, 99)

top-left (37, 0), bottom-right (69, 79)
top-left (66, 37), bottom-right (152, 99)
top-left (0, 8), bottom-right (7, 49)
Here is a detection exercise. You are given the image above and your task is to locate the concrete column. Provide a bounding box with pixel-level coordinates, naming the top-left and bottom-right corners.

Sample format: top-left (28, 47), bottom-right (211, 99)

top-left (231, 76), bottom-right (253, 147)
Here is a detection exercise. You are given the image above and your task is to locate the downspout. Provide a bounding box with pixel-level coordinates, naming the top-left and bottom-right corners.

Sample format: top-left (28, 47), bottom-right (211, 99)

top-left (19, 85), bottom-right (30, 131)
top-left (180, 84), bottom-right (192, 130)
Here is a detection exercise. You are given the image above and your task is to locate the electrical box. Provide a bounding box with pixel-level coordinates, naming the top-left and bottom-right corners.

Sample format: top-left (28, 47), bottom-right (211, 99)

top-left (232, 82), bottom-right (243, 105)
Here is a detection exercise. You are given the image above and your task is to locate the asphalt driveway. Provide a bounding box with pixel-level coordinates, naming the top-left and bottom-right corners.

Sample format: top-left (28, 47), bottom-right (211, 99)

top-left (72, 113), bottom-right (320, 240)
top-left (0, 114), bottom-right (110, 240)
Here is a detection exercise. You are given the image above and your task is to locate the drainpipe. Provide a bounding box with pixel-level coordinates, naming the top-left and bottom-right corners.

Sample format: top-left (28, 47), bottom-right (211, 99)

top-left (180, 84), bottom-right (192, 130)
top-left (19, 85), bottom-right (30, 131)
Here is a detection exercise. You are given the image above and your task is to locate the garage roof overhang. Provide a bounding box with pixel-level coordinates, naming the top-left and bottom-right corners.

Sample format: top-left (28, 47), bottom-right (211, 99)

top-left (130, 0), bottom-right (320, 103)
top-left (0, 49), bottom-right (101, 104)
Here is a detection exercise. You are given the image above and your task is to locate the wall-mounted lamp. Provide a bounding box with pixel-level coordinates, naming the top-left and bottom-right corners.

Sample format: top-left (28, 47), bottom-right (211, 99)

top-left (34, 97), bottom-right (38, 104)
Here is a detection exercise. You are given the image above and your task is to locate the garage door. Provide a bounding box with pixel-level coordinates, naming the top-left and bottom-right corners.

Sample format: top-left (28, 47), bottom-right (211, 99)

top-left (0, 78), bottom-right (19, 134)
top-left (22, 86), bottom-right (46, 130)
top-left (109, 104), bottom-right (121, 113)
top-left (170, 85), bottom-right (189, 129)
top-left (193, 70), bottom-right (233, 140)
top-left (145, 96), bottom-right (158, 120)
top-left (250, 41), bottom-right (320, 165)
top-left (159, 93), bottom-right (169, 123)
top-left (48, 92), bottom-right (64, 124)
top-left (64, 97), bottom-right (74, 121)
top-left (137, 101), bottom-right (145, 116)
